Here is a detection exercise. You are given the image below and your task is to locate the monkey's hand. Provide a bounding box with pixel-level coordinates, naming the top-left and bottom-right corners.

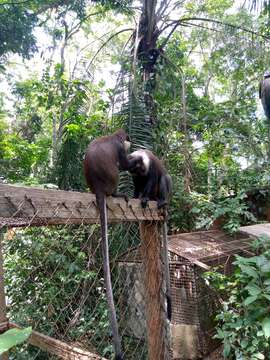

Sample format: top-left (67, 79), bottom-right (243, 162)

top-left (141, 197), bottom-right (149, 208)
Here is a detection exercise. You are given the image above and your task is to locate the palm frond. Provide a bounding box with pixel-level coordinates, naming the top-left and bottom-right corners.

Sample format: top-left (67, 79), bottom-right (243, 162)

top-left (248, 0), bottom-right (270, 12)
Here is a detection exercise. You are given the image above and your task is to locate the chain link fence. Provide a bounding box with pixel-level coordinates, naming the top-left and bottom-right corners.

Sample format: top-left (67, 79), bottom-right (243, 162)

top-left (0, 184), bottom-right (170, 360)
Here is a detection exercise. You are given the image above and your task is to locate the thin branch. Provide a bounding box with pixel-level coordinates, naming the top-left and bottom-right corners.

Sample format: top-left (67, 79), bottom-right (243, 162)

top-left (159, 16), bottom-right (270, 49)
top-left (156, 0), bottom-right (171, 22)
top-left (66, 11), bottom-right (101, 40)
top-left (181, 21), bottom-right (223, 34)
top-left (86, 28), bottom-right (134, 71)
top-left (0, 0), bottom-right (31, 5)
top-left (159, 20), bottom-right (180, 50)
top-left (77, 27), bottom-right (122, 56)
top-left (180, 17), bottom-right (270, 40)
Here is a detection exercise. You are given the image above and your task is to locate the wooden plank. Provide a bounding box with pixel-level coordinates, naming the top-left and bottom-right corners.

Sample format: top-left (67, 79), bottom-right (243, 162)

top-left (9, 323), bottom-right (107, 360)
top-left (140, 222), bottom-right (170, 360)
top-left (239, 223), bottom-right (270, 238)
top-left (0, 184), bottom-right (164, 227)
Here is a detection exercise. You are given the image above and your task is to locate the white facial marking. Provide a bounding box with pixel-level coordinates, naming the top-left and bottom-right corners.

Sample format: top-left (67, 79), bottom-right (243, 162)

top-left (130, 150), bottom-right (150, 172)
top-left (124, 141), bottom-right (131, 151)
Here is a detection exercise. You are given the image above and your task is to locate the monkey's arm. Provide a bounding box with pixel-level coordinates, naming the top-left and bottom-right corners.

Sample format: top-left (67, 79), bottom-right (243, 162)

top-left (132, 177), bottom-right (142, 198)
top-left (140, 176), bottom-right (157, 208)
top-left (118, 146), bottom-right (138, 171)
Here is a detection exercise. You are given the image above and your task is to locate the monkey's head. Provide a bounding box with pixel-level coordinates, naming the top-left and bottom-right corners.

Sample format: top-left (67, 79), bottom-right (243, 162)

top-left (128, 150), bottom-right (150, 177)
top-left (114, 129), bottom-right (131, 151)
top-left (264, 70), bottom-right (270, 79)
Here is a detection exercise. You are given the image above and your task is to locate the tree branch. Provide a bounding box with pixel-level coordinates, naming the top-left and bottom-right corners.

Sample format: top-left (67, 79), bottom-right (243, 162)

top-left (159, 16), bottom-right (270, 50)
top-left (66, 11), bottom-right (101, 41)
top-left (0, 0), bottom-right (32, 5)
top-left (86, 28), bottom-right (134, 70)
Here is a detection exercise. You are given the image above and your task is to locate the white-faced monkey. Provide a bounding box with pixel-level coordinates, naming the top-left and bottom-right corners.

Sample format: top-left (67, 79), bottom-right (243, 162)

top-left (84, 129), bottom-right (134, 360)
top-left (259, 70), bottom-right (270, 119)
top-left (128, 149), bottom-right (172, 209)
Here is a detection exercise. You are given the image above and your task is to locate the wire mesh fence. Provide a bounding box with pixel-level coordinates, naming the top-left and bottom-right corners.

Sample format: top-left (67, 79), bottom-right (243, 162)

top-left (0, 184), bottom-right (170, 360)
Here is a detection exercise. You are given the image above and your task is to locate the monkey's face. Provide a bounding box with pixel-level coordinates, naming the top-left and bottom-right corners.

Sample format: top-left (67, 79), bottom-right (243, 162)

top-left (129, 157), bottom-right (147, 176)
top-left (124, 139), bottom-right (131, 151)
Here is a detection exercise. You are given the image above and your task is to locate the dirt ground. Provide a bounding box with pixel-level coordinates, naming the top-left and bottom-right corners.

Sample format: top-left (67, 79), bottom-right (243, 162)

top-left (203, 346), bottom-right (224, 360)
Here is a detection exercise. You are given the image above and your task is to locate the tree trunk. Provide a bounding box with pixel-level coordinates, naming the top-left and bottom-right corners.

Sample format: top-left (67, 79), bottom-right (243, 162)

top-left (137, 0), bottom-right (159, 124)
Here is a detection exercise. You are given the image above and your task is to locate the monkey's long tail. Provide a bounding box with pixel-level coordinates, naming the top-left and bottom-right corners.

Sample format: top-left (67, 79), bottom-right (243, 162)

top-left (96, 193), bottom-right (123, 360)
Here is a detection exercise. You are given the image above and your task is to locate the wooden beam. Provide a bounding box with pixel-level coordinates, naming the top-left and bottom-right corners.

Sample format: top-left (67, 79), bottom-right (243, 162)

top-left (0, 184), bottom-right (164, 227)
top-left (140, 221), bottom-right (170, 360)
top-left (9, 323), bottom-right (107, 360)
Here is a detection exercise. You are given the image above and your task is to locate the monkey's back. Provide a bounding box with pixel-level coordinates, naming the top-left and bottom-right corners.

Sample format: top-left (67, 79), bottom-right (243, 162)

top-left (84, 135), bottom-right (119, 196)
top-left (144, 150), bottom-right (167, 176)
top-left (261, 78), bottom-right (270, 119)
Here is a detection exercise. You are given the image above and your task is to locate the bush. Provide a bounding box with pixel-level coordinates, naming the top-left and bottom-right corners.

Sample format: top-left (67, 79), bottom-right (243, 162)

top-left (213, 235), bottom-right (270, 359)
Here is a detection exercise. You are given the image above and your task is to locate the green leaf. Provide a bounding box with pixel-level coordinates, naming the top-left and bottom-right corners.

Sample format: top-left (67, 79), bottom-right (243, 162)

top-left (256, 256), bottom-right (268, 267)
top-left (239, 265), bottom-right (258, 279)
top-left (0, 327), bottom-right (32, 354)
top-left (223, 341), bottom-right (231, 357)
top-left (254, 353), bottom-right (265, 359)
top-left (246, 284), bottom-right (261, 296)
top-left (262, 318), bottom-right (270, 338)
top-left (215, 328), bottom-right (224, 339)
top-left (261, 263), bottom-right (270, 273)
top-left (244, 295), bottom-right (257, 306)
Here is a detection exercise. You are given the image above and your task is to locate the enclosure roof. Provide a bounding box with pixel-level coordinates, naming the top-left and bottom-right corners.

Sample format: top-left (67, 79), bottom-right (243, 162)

top-left (118, 229), bottom-right (255, 270)
top-left (239, 223), bottom-right (270, 238)
top-left (168, 230), bottom-right (253, 268)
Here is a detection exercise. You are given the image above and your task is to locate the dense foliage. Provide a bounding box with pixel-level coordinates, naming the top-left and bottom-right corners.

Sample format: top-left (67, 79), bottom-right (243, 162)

top-left (1, 0), bottom-right (270, 357)
top-left (206, 236), bottom-right (270, 359)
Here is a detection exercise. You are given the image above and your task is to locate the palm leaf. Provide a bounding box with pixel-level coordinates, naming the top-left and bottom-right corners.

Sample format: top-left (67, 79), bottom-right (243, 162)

top-left (248, 0), bottom-right (270, 12)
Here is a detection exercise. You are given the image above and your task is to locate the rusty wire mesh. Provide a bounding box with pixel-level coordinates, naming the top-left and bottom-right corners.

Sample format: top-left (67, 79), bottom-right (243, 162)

top-left (167, 232), bottom-right (255, 359)
top-left (0, 191), bottom-right (170, 360)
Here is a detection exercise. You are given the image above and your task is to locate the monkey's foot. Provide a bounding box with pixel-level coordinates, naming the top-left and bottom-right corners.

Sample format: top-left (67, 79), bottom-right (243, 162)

top-left (141, 197), bottom-right (149, 208)
top-left (157, 200), bottom-right (167, 209)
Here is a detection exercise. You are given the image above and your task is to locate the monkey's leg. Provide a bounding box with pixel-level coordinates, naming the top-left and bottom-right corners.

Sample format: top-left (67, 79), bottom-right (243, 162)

top-left (133, 189), bottom-right (140, 198)
top-left (141, 177), bottom-right (156, 208)
top-left (157, 176), bottom-right (167, 209)
top-left (157, 175), bottom-right (172, 209)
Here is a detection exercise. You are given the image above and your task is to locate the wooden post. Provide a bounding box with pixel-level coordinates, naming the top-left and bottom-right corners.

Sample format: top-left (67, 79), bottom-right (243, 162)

top-left (0, 228), bottom-right (8, 360)
top-left (140, 221), bottom-right (169, 360)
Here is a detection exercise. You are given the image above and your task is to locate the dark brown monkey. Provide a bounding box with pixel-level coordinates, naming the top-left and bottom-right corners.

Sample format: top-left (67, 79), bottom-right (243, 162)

top-left (259, 70), bottom-right (270, 119)
top-left (84, 129), bottom-right (133, 360)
